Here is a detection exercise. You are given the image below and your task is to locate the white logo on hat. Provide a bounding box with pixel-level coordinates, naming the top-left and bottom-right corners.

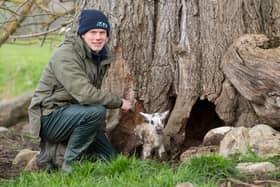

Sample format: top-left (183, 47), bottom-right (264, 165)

top-left (96, 22), bottom-right (108, 29)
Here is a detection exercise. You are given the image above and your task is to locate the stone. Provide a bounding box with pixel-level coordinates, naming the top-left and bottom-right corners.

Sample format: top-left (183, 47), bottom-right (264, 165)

top-left (13, 149), bottom-right (38, 165)
top-left (248, 124), bottom-right (280, 157)
top-left (219, 127), bottom-right (249, 157)
top-left (0, 126), bottom-right (8, 133)
top-left (13, 149), bottom-right (39, 172)
top-left (219, 124), bottom-right (280, 158)
top-left (203, 126), bottom-right (233, 146)
top-left (180, 145), bottom-right (218, 161)
top-left (236, 162), bottom-right (277, 175)
top-left (25, 154), bottom-right (39, 172)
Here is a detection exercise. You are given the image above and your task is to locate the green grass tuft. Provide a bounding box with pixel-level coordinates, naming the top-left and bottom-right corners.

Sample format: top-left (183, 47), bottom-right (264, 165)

top-left (228, 150), bottom-right (280, 181)
top-left (1, 155), bottom-right (241, 187)
top-left (229, 149), bottom-right (280, 165)
top-left (176, 154), bottom-right (237, 185)
top-left (1, 153), bottom-right (279, 187)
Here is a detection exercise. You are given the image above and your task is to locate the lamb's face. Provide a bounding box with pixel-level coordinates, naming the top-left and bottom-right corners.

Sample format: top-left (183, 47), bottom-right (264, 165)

top-left (140, 111), bottom-right (169, 134)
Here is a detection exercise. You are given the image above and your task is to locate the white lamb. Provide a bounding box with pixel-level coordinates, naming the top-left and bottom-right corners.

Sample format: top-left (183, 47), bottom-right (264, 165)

top-left (134, 110), bottom-right (169, 159)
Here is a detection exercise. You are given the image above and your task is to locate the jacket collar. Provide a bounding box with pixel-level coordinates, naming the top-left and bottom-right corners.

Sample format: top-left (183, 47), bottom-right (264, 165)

top-left (91, 47), bottom-right (108, 59)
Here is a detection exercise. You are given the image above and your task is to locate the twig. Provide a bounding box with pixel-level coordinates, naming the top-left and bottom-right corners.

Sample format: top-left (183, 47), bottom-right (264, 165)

top-left (35, 1), bottom-right (76, 16)
top-left (9, 20), bottom-right (72, 39)
top-left (0, 0), bottom-right (35, 46)
top-left (227, 178), bottom-right (260, 187)
top-left (254, 180), bottom-right (280, 185)
top-left (0, 5), bottom-right (19, 15)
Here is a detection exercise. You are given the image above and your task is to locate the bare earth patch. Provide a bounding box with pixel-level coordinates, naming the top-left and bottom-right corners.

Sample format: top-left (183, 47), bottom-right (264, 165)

top-left (0, 122), bottom-right (39, 179)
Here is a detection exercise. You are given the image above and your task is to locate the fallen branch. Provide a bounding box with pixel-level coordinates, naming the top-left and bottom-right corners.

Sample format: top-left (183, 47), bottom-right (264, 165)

top-left (226, 178), bottom-right (259, 187)
top-left (254, 179), bottom-right (280, 185)
top-left (0, 92), bottom-right (33, 128)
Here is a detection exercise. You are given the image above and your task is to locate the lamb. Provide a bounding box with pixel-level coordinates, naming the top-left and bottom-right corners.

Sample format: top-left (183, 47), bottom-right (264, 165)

top-left (134, 110), bottom-right (169, 159)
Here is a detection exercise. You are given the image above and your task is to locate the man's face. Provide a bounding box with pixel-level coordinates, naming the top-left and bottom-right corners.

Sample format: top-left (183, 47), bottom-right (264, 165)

top-left (81, 29), bottom-right (107, 52)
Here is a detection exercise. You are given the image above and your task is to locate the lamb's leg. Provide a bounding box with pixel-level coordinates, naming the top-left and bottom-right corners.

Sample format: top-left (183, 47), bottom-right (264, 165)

top-left (142, 144), bottom-right (152, 159)
top-left (158, 144), bottom-right (166, 159)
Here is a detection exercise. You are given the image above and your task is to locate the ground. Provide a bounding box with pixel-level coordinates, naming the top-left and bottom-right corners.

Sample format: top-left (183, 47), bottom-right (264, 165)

top-left (0, 122), bottom-right (39, 179)
top-left (0, 122), bottom-right (279, 187)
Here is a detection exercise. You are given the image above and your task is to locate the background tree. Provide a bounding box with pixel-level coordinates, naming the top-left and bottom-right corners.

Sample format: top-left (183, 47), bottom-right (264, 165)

top-left (72, 0), bottom-right (280, 155)
top-left (0, 0), bottom-right (75, 46)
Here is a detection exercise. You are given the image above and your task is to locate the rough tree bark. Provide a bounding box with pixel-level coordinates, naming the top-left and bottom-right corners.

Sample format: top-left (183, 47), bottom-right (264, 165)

top-left (75, 0), bottom-right (280, 155)
top-left (222, 34), bottom-right (280, 127)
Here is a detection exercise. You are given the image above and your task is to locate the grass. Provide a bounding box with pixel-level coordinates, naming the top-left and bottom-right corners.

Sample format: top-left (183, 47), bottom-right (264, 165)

top-left (1, 151), bottom-right (278, 187)
top-left (176, 155), bottom-right (237, 185)
top-left (0, 155), bottom-right (239, 187)
top-left (0, 37), bottom-right (61, 99)
top-left (229, 150), bottom-right (280, 181)
top-left (229, 149), bottom-right (280, 166)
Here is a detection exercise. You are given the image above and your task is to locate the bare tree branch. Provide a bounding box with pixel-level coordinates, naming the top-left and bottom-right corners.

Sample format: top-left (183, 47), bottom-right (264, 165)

top-left (0, 5), bottom-right (19, 15)
top-left (5, 0), bottom-right (76, 16)
top-left (35, 1), bottom-right (76, 16)
top-left (0, 0), bottom-right (35, 46)
top-left (0, 0), bottom-right (76, 46)
top-left (9, 19), bottom-right (72, 39)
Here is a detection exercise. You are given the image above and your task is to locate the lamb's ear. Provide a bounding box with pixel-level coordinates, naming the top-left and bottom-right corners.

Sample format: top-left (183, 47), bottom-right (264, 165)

top-left (139, 112), bottom-right (151, 122)
top-left (160, 110), bottom-right (169, 120)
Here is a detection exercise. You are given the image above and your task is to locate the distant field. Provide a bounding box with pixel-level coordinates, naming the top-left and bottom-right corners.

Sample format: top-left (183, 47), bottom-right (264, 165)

top-left (0, 38), bottom-right (61, 99)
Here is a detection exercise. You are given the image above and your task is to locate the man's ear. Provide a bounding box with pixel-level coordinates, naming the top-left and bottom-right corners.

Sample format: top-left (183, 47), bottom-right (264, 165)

top-left (139, 112), bottom-right (151, 122)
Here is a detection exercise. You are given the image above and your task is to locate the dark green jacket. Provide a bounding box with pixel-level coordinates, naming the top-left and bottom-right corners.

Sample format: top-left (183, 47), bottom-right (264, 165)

top-left (28, 31), bottom-right (122, 138)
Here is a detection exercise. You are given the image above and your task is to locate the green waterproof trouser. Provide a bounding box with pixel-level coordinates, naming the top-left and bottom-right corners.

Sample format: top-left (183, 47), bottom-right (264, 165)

top-left (39, 104), bottom-right (118, 168)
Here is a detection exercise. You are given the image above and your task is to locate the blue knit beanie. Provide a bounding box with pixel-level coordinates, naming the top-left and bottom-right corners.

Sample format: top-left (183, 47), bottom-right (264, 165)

top-left (78, 9), bottom-right (110, 36)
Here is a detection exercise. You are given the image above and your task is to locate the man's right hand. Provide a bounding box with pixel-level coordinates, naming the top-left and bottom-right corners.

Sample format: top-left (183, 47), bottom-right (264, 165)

top-left (121, 99), bottom-right (132, 112)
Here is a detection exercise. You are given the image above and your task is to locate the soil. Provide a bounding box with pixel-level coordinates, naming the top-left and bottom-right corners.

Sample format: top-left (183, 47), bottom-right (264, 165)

top-left (0, 122), bottom-right (39, 179)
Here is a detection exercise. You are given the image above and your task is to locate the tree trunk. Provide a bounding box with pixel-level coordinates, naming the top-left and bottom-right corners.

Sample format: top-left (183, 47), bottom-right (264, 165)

top-left (75, 0), bottom-right (280, 155)
top-left (222, 34), bottom-right (280, 127)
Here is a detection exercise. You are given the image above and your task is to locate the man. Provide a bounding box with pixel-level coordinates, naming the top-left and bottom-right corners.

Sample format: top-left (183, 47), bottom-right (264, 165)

top-left (28, 9), bottom-right (132, 172)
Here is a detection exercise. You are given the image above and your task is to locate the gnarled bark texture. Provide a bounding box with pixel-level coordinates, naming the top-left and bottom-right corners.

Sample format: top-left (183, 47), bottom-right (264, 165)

top-left (75, 0), bottom-right (280, 155)
top-left (222, 34), bottom-right (280, 127)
